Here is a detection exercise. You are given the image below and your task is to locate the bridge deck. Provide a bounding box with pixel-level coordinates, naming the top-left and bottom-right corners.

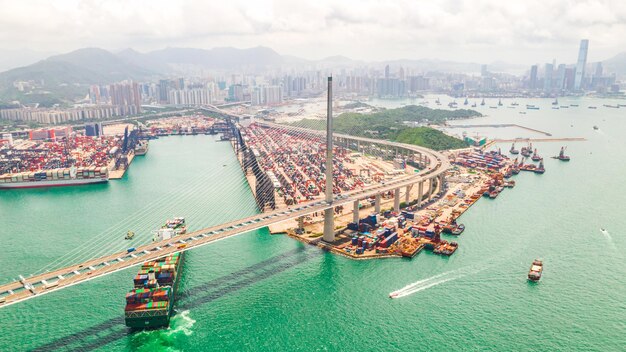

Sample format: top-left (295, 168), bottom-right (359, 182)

top-left (0, 127), bottom-right (449, 308)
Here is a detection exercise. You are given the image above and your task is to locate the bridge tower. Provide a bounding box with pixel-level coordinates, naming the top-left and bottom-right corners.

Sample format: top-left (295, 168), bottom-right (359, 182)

top-left (323, 77), bottom-right (335, 242)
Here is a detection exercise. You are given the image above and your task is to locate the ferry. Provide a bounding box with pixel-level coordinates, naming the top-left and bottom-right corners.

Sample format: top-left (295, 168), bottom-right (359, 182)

top-left (528, 259), bottom-right (543, 282)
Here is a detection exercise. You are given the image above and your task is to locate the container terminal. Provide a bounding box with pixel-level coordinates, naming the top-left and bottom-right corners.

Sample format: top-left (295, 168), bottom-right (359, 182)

top-left (256, 137), bottom-right (537, 261)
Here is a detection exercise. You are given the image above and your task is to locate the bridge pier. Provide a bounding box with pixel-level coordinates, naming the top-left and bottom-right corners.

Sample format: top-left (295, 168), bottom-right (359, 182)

top-left (394, 188), bottom-right (400, 212)
top-left (375, 193), bottom-right (381, 213)
top-left (439, 174), bottom-right (445, 195)
top-left (418, 180), bottom-right (424, 208)
top-left (352, 200), bottom-right (359, 223)
top-left (405, 184), bottom-right (413, 204)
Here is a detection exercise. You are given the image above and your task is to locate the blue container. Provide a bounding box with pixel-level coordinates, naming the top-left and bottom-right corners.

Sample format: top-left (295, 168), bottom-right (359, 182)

top-left (351, 236), bottom-right (358, 245)
top-left (383, 210), bottom-right (392, 218)
top-left (347, 222), bottom-right (359, 231)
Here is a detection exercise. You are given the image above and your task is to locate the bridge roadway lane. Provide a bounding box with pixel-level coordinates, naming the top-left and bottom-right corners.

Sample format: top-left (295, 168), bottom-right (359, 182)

top-left (0, 133), bottom-right (450, 308)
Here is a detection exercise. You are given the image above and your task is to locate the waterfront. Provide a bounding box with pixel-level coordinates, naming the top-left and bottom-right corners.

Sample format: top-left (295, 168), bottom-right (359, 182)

top-left (0, 101), bottom-right (625, 351)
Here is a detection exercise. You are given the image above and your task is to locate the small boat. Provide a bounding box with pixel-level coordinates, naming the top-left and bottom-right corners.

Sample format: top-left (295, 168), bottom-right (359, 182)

top-left (471, 103), bottom-right (477, 107)
top-left (519, 111), bottom-right (527, 114)
top-left (389, 292), bottom-right (399, 299)
top-left (528, 259), bottom-right (543, 282)
top-left (435, 98), bottom-right (441, 105)
top-left (464, 98), bottom-right (469, 105)
top-left (511, 102), bottom-right (519, 106)
top-left (593, 125), bottom-right (599, 130)
top-left (510, 143), bottom-right (519, 155)
top-left (552, 146), bottom-right (570, 161)
top-left (481, 98), bottom-right (486, 106)
top-left (498, 99), bottom-right (503, 106)
top-left (570, 104), bottom-right (579, 107)
top-left (125, 231), bottom-right (135, 240)
top-left (535, 159), bottom-right (545, 174)
top-left (531, 149), bottom-right (541, 162)
top-left (588, 106), bottom-right (597, 109)
top-left (552, 98), bottom-right (558, 105)
top-left (451, 224), bottom-right (465, 235)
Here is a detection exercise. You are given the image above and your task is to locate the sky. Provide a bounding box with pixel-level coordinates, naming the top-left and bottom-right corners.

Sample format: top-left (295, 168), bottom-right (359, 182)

top-left (0, 0), bottom-right (625, 65)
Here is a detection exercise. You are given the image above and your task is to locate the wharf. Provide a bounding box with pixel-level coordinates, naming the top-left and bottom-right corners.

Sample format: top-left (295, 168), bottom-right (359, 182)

top-left (445, 123), bottom-right (552, 136)
top-left (493, 137), bottom-right (586, 143)
top-left (108, 153), bottom-right (135, 180)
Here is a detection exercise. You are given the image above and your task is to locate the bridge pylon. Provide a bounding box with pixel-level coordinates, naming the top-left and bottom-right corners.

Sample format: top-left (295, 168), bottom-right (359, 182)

top-left (323, 76), bottom-right (335, 242)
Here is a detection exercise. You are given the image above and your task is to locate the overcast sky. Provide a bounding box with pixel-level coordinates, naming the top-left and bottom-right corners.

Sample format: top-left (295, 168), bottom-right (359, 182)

top-left (0, 0), bottom-right (625, 65)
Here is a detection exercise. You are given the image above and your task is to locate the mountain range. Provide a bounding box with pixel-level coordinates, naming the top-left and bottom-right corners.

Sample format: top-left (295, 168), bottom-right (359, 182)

top-left (1, 46), bottom-right (626, 105)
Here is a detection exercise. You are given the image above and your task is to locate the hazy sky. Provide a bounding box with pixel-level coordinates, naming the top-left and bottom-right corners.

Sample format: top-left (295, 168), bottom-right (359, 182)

top-left (1, 0), bottom-right (625, 64)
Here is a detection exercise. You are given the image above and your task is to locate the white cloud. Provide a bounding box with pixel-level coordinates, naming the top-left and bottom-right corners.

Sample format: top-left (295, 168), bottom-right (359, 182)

top-left (0, 0), bottom-right (624, 64)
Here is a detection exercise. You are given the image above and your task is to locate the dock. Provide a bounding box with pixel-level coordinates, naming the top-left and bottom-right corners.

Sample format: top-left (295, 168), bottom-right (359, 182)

top-left (108, 153), bottom-right (135, 179)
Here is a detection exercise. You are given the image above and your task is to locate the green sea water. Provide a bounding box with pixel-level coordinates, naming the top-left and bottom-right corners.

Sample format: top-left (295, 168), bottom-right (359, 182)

top-left (0, 99), bottom-right (625, 351)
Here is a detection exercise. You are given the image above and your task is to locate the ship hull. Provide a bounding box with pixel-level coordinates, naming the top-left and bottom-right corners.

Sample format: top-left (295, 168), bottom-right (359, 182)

top-left (124, 251), bottom-right (184, 329)
top-left (0, 178), bottom-right (108, 189)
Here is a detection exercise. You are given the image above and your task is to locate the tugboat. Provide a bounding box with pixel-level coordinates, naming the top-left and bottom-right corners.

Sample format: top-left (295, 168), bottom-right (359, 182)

top-left (163, 217), bottom-right (187, 235)
top-left (531, 148), bottom-right (541, 162)
top-left (521, 143), bottom-right (532, 157)
top-left (553, 146), bottom-right (570, 161)
top-left (510, 143), bottom-right (519, 155)
top-left (528, 259), bottom-right (543, 282)
top-left (535, 159), bottom-right (545, 174)
top-left (451, 224), bottom-right (465, 235)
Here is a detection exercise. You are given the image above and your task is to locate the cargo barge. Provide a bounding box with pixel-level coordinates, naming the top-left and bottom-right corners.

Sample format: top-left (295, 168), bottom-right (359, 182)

top-left (528, 259), bottom-right (543, 282)
top-left (0, 166), bottom-right (108, 189)
top-left (124, 251), bottom-right (184, 329)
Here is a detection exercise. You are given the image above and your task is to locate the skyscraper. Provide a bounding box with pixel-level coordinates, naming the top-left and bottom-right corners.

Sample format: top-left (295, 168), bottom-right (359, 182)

top-left (574, 39), bottom-right (589, 90)
top-left (556, 64), bottom-right (566, 91)
top-left (544, 63), bottom-right (554, 92)
top-left (529, 65), bottom-right (538, 89)
top-left (384, 65), bottom-right (390, 79)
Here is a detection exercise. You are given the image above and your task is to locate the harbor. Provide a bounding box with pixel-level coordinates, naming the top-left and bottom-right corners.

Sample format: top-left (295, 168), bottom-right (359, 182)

top-left (0, 102), bottom-right (624, 351)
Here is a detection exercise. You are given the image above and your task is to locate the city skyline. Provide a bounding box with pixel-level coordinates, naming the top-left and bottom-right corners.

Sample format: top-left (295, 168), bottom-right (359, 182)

top-left (1, 0), bottom-right (626, 66)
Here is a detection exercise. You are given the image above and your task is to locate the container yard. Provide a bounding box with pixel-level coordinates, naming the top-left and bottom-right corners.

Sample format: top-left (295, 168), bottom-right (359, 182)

top-left (274, 146), bottom-right (530, 261)
top-left (239, 122), bottom-right (409, 210)
top-left (0, 127), bottom-right (140, 186)
top-left (141, 115), bottom-right (217, 137)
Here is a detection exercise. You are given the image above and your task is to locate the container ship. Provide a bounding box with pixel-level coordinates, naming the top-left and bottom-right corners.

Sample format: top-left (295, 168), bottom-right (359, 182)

top-left (0, 166), bottom-right (108, 189)
top-left (124, 251), bottom-right (184, 329)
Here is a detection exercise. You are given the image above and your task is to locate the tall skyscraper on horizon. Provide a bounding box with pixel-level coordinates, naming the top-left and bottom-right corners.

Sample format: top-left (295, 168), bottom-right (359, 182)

top-left (544, 63), bottom-right (554, 92)
top-left (384, 65), bottom-right (390, 79)
top-left (529, 65), bottom-right (538, 89)
top-left (574, 39), bottom-right (589, 90)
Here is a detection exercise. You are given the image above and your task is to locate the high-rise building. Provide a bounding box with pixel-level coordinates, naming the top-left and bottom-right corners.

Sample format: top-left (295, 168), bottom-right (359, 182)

top-left (555, 64), bottom-right (566, 91)
top-left (384, 65), bottom-right (390, 79)
top-left (544, 63), bottom-right (554, 92)
top-left (529, 65), bottom-right (538, 89)
top-left (158, 80), bottom-right (169, 103)
top-left (481, 65), bottom-right (488, 77)
top-left (574, 39), bottom-right (589, 90)
top-left (595, 62), bottom-right (603, 77)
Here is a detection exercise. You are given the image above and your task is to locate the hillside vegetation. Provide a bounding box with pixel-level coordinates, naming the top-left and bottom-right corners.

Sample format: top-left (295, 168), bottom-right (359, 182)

top-left (288, 105), bottom-right (478, 150)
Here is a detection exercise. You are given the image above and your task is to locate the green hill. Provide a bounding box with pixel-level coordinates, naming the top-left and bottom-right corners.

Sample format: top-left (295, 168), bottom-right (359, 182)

top-left (288, 105), bottom-right (479, 150)
top-left (0, 48), bottom-right (156, 105)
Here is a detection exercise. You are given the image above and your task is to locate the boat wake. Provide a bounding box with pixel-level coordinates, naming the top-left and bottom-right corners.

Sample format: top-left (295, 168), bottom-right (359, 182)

top-left (600, 228), bottom-right (613, 241)
top-left (167, 310), bottom-right (196, 337)
top-left (389, 270), bottom-right (462, 299)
